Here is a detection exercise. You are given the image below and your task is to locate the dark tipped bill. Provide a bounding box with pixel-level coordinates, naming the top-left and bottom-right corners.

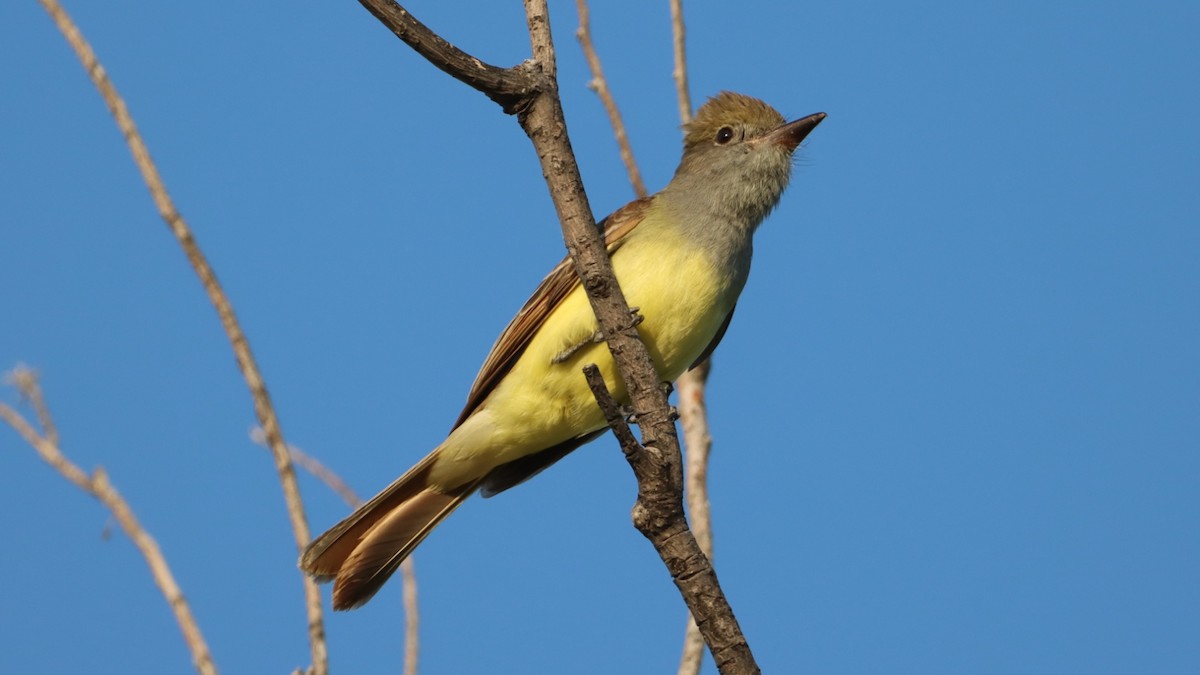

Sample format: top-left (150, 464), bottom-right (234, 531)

top-left (765, 112), bottom-right (827, 151)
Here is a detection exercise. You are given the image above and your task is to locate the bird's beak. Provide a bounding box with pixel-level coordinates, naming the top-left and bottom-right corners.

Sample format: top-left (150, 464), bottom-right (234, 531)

top-left (763, 112), bottom-right (827, 151)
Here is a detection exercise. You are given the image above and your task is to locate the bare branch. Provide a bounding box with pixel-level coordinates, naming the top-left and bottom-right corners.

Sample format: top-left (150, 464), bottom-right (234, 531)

top-left (1, 369), bottom-right (217, 675)
top-left (574, 0), bottom-right (647, 199)
top-left (583, 365), bottom-right (641, 452)
top-left (670, 0), bottom-right (692, 125)
top-left (677, 363), bottom-right (713, 675)
top-left (251, 428), bottom-right (364, 508)
top-left (34, 1), bottom-right (326, 670)
top-left (292, 448), bottom-right (363, 509)
top-left (7, 365), bottom-right (60, 447)
top-left (402, 558), bottom-right (420, 675)
top-left (355, 0), bottom-right (537, 114)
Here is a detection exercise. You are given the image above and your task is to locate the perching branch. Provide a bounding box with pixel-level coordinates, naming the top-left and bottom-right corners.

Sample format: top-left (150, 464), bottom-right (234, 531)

top-left (34, 2), bottom-right (326, 672)
top-left (571, 3), bottom-right (718, 672)
top-left (355, 1), bottom-right (756, 672)
top-left (1, 367), bottom-right (217, 675)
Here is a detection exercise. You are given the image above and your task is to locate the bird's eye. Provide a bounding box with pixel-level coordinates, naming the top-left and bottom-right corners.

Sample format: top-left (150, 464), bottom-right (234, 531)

top-left (715, 126), bottom-right (735, 145)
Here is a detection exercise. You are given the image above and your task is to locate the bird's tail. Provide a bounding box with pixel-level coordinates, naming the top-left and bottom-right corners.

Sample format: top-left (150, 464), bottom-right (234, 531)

top-left (300, 450), bottom-right (478, 610)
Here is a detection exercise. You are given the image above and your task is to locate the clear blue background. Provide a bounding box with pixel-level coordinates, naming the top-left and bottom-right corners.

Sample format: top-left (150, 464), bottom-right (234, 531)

top-left (2, 1), bottom-right (1197, 673)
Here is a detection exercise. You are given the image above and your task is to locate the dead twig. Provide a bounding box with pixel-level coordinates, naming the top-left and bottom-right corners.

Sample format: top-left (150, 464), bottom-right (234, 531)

top-left (574, 0), bottom-right (647, 198)
top-left (1, 367), bottom-right (217, 675)
top-left (583, 365), bottom-right (642, 452)
top-left (34, 1), bottom-right (326, 671)
top-left (669, 0), bottom-right (692, 125)
top-left (676, 363), bottom-right (713, 675)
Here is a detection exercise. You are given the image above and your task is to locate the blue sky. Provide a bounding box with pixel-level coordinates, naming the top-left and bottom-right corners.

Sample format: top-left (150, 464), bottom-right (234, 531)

top-left (2, 1), bottom-right (1197, 673)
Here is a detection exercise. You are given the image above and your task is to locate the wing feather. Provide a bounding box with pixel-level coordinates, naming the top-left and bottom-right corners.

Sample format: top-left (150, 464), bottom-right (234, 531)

top-left (689, 304), bottom-right (736, 371)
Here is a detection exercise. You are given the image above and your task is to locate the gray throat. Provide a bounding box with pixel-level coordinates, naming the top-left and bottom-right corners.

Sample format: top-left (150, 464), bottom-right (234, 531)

top-left (657, 160), bottom-right (791, 281)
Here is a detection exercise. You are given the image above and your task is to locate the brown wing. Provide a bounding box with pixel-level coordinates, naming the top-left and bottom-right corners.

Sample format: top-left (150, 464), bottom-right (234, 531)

top-left (478, 428), bottom-right (607, 497)
top-left (453, 197), bottom-right (652, 428)
top-left (689, 304), bottom-right (737, 371)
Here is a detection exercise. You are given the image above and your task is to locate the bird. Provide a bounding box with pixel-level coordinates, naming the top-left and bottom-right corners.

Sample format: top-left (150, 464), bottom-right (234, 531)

top-left (300, 92), bottom-right (825, 609)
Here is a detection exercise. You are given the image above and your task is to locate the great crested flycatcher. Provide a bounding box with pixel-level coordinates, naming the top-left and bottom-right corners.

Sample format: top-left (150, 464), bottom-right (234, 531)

top-left (301, 92), bottom-right (825, 609)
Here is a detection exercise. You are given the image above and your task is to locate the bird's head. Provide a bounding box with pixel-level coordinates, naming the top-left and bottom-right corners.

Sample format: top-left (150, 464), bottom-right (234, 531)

top-left (668, 92), bottom-right (825, 230)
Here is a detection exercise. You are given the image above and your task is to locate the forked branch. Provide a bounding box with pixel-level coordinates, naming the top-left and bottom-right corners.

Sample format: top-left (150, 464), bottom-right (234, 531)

top-left (1, 368), bottom-right (217, 675)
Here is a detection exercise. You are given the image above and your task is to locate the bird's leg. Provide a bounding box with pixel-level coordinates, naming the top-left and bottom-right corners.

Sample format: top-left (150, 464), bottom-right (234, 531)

top-left (552, 307), bottom-right (643, 364)
top-left (626, 403), bottom-right (680, 425)
top-left (627, 306), bottom-right (645, 329)
top-left (552, 330), bottom-right (604, 364)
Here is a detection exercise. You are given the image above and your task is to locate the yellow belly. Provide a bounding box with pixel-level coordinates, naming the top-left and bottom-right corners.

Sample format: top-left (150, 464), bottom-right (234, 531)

top-left (431, 223), bottom-right (736, 488)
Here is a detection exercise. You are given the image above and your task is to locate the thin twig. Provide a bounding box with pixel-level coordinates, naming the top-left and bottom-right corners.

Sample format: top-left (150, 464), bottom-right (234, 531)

top-left (574, 0), bottom-right (647, 198)
top-left (666, 3), bottom-right (715, 670)
top-left (250, 428), bottom-right (420, 675)
top-left (34, 2), bottom-right (327, 671)
top-left (669, 0), bottom-right (692, 126)
top-left (1, 368), bottom-right (217, 675)
top-left (251, 428), bottom-right (363, 508)
top-left (355, 0), bottom-right (533, 114)
top-left (676, 364), bottom-right (712, 675)
top-left (8, 366), bottom-right (61, 448)
top-left (292, 447), bottom-right (363, 508)
top-left (583, 365), bottom-right (641, 452)
top-left (402, 557), bottom-right (420, 675)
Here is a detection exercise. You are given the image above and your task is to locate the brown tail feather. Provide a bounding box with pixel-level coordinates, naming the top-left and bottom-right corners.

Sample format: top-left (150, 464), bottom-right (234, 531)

top-left (300, 452), bottom-right (438, 579)
top-left (332, 481), bottom-right (477, 609)
top-left (299, 450), bottom-right (478, 609)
